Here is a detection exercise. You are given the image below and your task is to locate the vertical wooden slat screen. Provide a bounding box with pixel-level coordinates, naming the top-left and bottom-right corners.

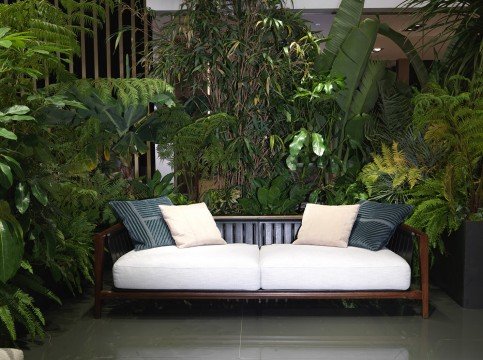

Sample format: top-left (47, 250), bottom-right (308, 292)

top-left (143, 0), bottom-right (152, 179)
top-left (105, 2), bottom-right (112, 78)
top-left (2, 0), bottom-right (154, 178)
top-left (93, 6), bottom-right (99, 79)
top-left (130, 0), bottom-right (136, 78)
top-left (130, 1), bottom-right (139, 178)
top-left (80, 1), bottom-right (87, 79)
top-left (117, 5), bottom-right (124, 78)
top-left (68, 6), bottom-right (74, 74)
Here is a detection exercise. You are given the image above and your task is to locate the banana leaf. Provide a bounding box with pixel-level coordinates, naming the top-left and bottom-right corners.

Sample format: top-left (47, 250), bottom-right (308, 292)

top-left (378, 23), bottom-right (429, 87)
top-left (350, 60), bottom-right (387, 117)
top-left (315, 0), bottom-right (365, 72)
top-left (331, 18), bottom-right (380, 121)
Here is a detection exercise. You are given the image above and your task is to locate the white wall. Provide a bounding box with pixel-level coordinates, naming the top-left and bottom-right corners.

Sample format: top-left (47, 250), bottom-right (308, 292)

top-left (154, 145), bottom-right (174, 176)
top-left (147, 0), bottom-right (407, 11)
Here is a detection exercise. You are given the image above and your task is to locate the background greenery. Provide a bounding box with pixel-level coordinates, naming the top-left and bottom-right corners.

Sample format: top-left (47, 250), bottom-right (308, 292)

top-left (0, 0), bottom-right (181, 344)
top-left (0, 0), bottom-right (481, 346)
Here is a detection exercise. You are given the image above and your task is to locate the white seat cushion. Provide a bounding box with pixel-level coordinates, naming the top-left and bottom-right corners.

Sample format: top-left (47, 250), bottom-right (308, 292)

top-left (113, 244), bottom-right (260, 290)
top-left (260, 244), bottom-right (410, 291)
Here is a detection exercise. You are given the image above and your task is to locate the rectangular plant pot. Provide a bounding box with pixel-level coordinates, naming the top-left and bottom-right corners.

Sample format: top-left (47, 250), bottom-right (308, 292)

top-left (432, 221), bottom-right (483, 308)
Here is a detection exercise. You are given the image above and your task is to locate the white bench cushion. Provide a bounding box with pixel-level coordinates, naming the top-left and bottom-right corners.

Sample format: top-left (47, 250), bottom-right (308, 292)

top-left (113, 244), bottom-right (260, 290)
top-left (260, 244), bottom-right (410, 291)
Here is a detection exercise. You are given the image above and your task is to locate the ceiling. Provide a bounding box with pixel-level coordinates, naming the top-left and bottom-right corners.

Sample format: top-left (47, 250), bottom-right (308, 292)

top-left (149, 1), bottom-right (448, 61)
top-left (147, 0), bottom-right (412, 12)
top-left (305, 13), bottom-right (447, 60)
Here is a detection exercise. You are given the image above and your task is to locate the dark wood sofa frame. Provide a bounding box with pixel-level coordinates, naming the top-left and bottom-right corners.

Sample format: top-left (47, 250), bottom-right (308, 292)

top-left (94, 216), bottom-right (429, 318)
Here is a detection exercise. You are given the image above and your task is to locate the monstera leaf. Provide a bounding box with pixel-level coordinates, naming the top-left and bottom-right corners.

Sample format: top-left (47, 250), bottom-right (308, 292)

top-left (112, 132), bottom-right (149, 160)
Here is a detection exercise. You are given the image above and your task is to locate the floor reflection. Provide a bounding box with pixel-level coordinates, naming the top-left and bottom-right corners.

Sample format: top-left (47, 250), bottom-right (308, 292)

top-left (21, 289), bottom-right (483, 360)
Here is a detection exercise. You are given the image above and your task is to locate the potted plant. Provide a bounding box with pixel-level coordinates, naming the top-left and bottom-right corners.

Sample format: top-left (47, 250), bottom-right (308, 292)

top-left (406, 76), bottom-right (483, 308)
top-left (359, 73), bottom-right (482, 307)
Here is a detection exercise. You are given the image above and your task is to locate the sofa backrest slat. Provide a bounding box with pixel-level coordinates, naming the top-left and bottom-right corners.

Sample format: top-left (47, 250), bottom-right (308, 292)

top-left (103, 215), bottom-right (414, 266)
top-left (214, 217), bottom-right (302, 246)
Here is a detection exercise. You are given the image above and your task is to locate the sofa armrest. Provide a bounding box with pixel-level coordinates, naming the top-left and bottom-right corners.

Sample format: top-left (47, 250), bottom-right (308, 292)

top-left (390, 223), bottom-right (429, 317)
top-left (388, 224), bottom-right (427, 264)
top-left (93, 224), bottom-right (132, 289)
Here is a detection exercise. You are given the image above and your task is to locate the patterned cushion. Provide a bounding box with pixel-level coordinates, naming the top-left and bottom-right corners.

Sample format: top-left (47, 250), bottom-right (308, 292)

top-left (110, 197), bottom-right (175, 250)
top-left (348, 200), bottom-right (413, 251)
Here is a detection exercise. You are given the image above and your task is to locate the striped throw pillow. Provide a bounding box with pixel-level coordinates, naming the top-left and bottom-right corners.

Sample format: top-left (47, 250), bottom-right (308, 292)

top-left (348, 200), bottom-right (413, 251)
top-left (110, 197), bottom-right (175, 250)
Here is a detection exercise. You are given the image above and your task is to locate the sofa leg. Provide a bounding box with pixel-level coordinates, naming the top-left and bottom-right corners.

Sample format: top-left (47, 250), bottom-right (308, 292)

top-left (94, 296), bottom-right (102, 319)
top-left (422, 297), bottom-right (429, 319)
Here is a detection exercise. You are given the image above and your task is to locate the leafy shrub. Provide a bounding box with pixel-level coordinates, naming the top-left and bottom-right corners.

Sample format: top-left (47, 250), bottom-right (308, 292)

top-left (361, 76), bottom-right (483, 251)
top-left (238, 173), bottom-right (310, 215)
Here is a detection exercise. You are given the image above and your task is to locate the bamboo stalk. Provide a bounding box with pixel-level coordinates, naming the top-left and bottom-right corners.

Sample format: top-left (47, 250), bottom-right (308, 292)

top-left (130, 0), bottom-right (136, 78)
top-left (93, 2), bottom-right (99, 79)
top-left (118, 5), bottom-right (124, 78)
top-left (80, 0), bottom-right (86, 79)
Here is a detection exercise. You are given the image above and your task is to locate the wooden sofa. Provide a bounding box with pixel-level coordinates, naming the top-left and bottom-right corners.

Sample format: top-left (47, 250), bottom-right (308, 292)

top-left (94, 215), bottom-right (429, 318)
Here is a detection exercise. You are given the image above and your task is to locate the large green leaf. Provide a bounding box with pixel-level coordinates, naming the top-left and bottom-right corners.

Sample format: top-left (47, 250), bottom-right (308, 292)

top-left (346, 113), bottom-right (372, 146)
top-left (288, 128), bottom-right (308, 157)
top-left (350, 60), bottom-right (387, 117)
top-left (257, 187), bottom-right (270, 207)
top-left (331, 18), bottom-right (380, 121)
top-left (30, 183), bottom-right (48, 206)
top-left (315, 0), bottom-right (364, 72)
top-left (15, 183), bottom-right (30, 214)
top-left (0, 202), bottom-right (24, 283)
top-left (0, 128), bottom-right (17, 140)
top-left (311, 132), bottom-right (326, 156)
top-left (286, 155), bottom-right (297, 171)
top-left (113, 132), bottom-right (149, 158)
top-left (378, 23), bottom-right (429, 87)
top-left (0, 162), bottom-right (13, 189)
top-left (1, 155), bottom-right (23, 178)
top-left (3, 105), bottom-right (29, 115)
top-left (267, 186), bottom-right (282, 207)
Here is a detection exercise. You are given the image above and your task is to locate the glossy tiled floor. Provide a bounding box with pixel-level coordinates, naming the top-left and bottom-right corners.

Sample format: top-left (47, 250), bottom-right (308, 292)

top-left (22, 289), bottom-right (483, 360)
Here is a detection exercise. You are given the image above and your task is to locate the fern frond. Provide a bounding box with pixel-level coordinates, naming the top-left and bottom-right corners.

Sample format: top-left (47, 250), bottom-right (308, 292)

top-left (0, 305), bottom-right (16, 340)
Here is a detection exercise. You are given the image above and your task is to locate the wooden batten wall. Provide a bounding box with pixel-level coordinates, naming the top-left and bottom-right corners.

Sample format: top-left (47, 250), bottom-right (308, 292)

top-left (3, 0), bottom-right (155, 178)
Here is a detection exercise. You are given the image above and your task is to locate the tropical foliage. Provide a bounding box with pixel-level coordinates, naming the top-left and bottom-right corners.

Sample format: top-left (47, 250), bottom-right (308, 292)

top-left (400, 0), bottom-right (483, 77)
top-left (0, 0), bottom-right (480, 347)
top-left (0, 0), bottom-right (175, 344)
top-left (150, 0), bottom-right (323, 192)
top-left (361, 76), bottom-right (483, 251)
top-left (238, 173), bottom-right (311, 215)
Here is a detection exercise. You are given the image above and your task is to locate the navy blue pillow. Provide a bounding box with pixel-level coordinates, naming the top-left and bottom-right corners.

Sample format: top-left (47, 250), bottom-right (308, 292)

top-left (110, 197), bottom-right (175, 250)
top-left (349, 200), bottom-right (413, 251)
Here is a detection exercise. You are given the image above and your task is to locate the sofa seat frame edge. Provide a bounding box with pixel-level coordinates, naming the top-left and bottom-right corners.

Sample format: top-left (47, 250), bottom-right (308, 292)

top-left (93, 216), bottom-right (429, 319)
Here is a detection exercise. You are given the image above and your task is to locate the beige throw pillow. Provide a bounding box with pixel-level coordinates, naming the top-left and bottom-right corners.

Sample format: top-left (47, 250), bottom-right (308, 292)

top-left (159, 202), bottom-right (226, 248)
top-left (293, 203), bottom-right (360, 248)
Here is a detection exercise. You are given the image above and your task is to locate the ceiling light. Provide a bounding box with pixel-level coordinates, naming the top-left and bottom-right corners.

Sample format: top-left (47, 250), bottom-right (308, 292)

top-left (405, 23), bottom-right (425, 31)
top-left (372, 47), bottom-right (383, 53)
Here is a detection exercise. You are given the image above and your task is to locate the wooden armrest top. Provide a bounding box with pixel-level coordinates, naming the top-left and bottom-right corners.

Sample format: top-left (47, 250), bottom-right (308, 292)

top-left (398, 223), bottom-right (428, 239)
top-left (94, 223), bottom-right (126, 242)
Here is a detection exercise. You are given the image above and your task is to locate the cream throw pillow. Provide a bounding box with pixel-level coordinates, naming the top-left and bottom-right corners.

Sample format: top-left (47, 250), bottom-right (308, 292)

top-left (293, 203), bottom-right (360, 248)
top-left (159, 202), bottom-right (226, 248)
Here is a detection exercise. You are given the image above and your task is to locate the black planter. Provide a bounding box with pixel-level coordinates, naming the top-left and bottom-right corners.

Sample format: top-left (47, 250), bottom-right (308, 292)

top-left (431, 221), bottom-right (483, 308)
